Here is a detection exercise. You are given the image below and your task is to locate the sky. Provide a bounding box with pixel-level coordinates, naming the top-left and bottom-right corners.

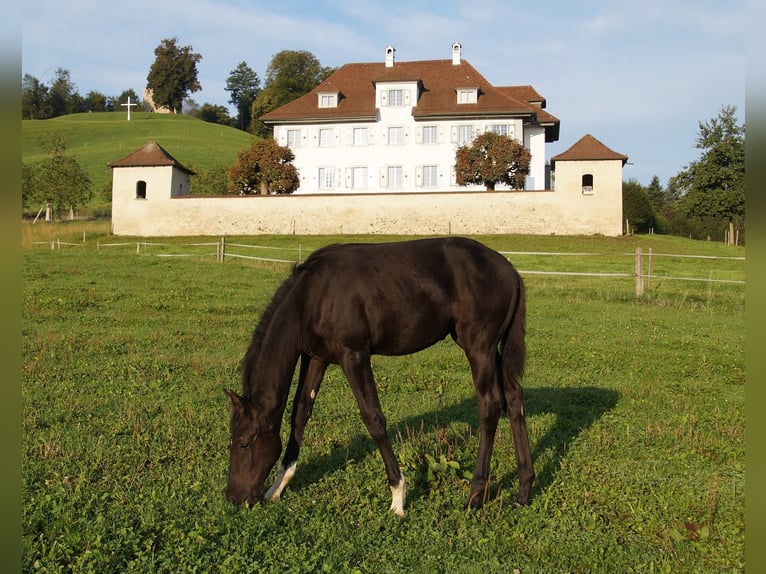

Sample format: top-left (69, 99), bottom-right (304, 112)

top-left (21, 0), bottom-right (746, 187)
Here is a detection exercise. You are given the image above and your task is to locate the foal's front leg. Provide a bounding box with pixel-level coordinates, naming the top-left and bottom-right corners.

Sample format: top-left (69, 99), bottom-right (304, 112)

top-left (265, 355), bottom-right (327, 501)
top-left (342, 352), bottom-right (406, 516)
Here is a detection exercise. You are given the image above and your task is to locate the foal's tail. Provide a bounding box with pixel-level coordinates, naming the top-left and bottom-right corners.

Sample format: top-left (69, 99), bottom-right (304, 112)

top-left (501, 271), bottom-right (526, 384)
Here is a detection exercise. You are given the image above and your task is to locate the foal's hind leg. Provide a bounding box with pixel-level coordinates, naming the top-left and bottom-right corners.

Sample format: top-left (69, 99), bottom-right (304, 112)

top-left (466, 350), bottom-right (505, 509)
top-left (265, 355), bottom-right (327, 501)
top-left (500, 366), bottom-right (534, 507)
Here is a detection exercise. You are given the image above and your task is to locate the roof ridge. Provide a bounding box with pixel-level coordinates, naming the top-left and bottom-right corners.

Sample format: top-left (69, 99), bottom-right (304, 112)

top-left (108, 140), bottom-right (196, 174)
top-left (550, 134), bottom-right (628, 165)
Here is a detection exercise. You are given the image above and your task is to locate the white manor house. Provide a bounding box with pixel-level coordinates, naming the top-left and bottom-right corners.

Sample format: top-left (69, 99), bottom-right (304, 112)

top-left (110, 44), bottom-right (628, 236)
top-left (261, 43), bottom-right (560, 193)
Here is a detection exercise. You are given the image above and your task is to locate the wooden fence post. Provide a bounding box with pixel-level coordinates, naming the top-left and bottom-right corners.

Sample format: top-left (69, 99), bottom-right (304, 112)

top-left (635, 247), bottom-right (644, 298)
top-left (647, 248), bottom-right (652, 291)
top-left (219, 236), bottom-right (226, 263)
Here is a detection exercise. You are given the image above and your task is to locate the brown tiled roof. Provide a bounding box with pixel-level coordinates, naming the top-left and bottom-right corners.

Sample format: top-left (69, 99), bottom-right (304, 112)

top-left (498, 85), bottom-right (546, 107)
top-left (108, 140), bottom-right (196, 174)
top-left (550, 134), bottom-right (628, 168)
top-left (260, 59), bottom-right (560, 141)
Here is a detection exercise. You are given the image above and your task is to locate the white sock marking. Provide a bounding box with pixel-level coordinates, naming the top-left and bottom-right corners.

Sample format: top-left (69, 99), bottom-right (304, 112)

top-left (264, 461), bottom-right (297, 500)
top-left (390, 475), bottom-right (406, 516)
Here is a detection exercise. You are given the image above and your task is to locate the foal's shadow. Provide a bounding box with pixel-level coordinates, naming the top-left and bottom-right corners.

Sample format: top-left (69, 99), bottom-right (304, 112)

top-left (285, 385), bottom-right (619, 506)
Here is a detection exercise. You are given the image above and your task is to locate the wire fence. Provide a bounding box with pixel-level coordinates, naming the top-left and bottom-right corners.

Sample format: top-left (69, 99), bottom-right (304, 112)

top-left (33, 236), bottom-right (745, 296)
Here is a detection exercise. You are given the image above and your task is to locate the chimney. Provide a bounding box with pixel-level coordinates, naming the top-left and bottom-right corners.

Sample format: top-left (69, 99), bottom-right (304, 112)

top-left (385, 45), bottom-right (396, 67)
top-left (452, 42), bottom-right (462, 65)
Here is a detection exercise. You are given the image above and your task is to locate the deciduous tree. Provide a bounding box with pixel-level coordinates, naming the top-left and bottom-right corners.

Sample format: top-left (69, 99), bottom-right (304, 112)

top-left (455, 132), bottom-right (531, 190)
top-left (190, 163), bottom-right (229, 196)
top-left (622, 178), bottom-right (658, 233)
top-left (228, 138), bottom-right (299, 195)
top-left (196, 103), bottom-right (232, 126)
top-left (672, 105), bottom-right (745, 222)
top-left (251, 50), bottom-right (334, 136)
top-left (146, 37), bottom-right (202, 114)
top-left (27, 135), bottom-right (92, 218)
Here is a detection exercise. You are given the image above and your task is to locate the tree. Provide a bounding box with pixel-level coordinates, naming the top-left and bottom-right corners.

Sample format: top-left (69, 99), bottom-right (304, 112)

top-left (48, 68), bottom-right (81, 116)
top-left (22, 73), bottom-right (51, 119)
top-left (28, 135), bottom-right (92, 218)
top-left (622, 179), bottom-right (657, 233)
top-left (84, 90), bottom-right (108, 112)
top-left (454, 132), bottom-right (531, 190)
top-left (251, 50), bottom-right (334, 136)
top-left (196, 103), bottom-right (232, 125)
top-left (228, 138), bottom-right (299, 195)
top-left (673, 105), bottom-right (745, 222)
top-left (146, 37), bottom-right (202, 114)
top-left (190, 163), bottom-right (230, 196)
top-left (226, 62), bottom-right (260, 131)
top-left (645, 175), bottom-right (666, 213)
top-left (116, 89), bottom-right (145, 112)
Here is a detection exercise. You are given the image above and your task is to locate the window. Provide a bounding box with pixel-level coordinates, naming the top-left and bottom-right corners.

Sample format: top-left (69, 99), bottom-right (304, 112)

top-left (136, 180), bottom-right (147, 199)
top-left (422, 126), bottom-right (437, 144)
top-left (582, 174), bottom-right (594, 194)
top-left (353, 167), bottom-right (368, 189)
top-left (422, 166), bottom-right (438, 187)
top-left (287, 129), bottom-right (301, 148)
top-left (353, 128), bottom-right (368, 146)
top-left (319, 128), bottom-right (334, 147)
top-left (490, 124), bottom-right (509, 137)
top-left (318, 93), bottom-right (337, 108)
top-left (318, 168), bottom-right (334, 189)
top-left (457, 89), bottom-right (477, 104)
top-left (387, 166), bottom-right (403, 188)
top-left (388, 89), bottom-right (404, 106)
top-left (458, 125), bottom-right (474, 145)
top-left (388, 126), bottom-right (403, 145)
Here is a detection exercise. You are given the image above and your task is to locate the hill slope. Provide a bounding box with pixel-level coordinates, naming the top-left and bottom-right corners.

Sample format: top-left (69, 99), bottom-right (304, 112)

top-left (22, 112), bottom-right (256, 215)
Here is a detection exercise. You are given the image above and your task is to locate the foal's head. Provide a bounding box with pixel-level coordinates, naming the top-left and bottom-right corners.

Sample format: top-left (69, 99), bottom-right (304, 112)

top-left (224, 389), bottom-right (282, 506)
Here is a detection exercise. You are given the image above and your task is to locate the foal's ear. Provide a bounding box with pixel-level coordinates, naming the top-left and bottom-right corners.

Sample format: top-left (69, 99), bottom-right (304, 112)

top-left (224, 388), bottom-right (248, 412)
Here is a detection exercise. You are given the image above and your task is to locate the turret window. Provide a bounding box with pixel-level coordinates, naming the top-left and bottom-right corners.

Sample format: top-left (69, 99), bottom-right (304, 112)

top-left (582, 174), bottom-right (594, 194)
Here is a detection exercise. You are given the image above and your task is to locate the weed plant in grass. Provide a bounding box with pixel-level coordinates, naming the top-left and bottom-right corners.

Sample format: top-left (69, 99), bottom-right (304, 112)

top-left (22, 232), bottom-right (744, 572)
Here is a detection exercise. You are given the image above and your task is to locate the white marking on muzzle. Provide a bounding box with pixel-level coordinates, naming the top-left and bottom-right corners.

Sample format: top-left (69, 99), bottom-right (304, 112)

top-left (264, 461), bottom-right (297, 501)
top-left (390, 475), bottom-right (406, 516)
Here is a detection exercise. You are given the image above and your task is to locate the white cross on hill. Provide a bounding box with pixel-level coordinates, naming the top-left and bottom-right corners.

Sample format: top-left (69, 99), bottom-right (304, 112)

top-left (121, 96), bottom-right (138, 121)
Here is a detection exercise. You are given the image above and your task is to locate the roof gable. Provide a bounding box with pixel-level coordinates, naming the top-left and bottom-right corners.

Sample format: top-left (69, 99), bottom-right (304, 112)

top-left (550, 134), bottom-right (628, 167)
top-left (108, 140), bottom-right (196, 174)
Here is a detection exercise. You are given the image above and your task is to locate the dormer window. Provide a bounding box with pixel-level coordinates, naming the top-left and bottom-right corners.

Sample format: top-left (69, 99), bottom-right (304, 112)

top-left (457, 88), bottom-right (478, 104)
top-left (318, 92), bottom-right (338, 108)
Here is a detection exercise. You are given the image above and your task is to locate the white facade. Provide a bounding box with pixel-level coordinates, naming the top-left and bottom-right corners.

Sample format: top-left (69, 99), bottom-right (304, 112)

top-left (275, 115), bottom-right (548, 193)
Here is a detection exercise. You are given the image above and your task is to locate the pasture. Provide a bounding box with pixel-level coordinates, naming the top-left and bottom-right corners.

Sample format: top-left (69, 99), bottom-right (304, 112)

top-left (22, 223), bottom-right (745, 572)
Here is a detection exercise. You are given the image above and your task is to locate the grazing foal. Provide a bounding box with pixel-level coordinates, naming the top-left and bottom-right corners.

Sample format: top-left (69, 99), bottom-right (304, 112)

top-left (225, 237), bottom-right (533, 515)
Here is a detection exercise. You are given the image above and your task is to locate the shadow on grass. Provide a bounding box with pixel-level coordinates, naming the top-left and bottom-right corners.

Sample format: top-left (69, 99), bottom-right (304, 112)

top-left (284, 385), bottom-right (620, 509)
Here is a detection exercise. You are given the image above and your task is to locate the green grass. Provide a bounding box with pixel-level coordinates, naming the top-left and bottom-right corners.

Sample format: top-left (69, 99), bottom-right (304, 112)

top-left (22, 113), bottom-right (255, 214)
top-left (22, 229), bottom-right (744, 572)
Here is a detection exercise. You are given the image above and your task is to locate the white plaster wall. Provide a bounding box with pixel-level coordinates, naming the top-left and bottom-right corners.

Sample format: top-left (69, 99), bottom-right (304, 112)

top-left (111, 188), bottom-right (622, 237)
top-left (110, 155), bottom-right (623, 237)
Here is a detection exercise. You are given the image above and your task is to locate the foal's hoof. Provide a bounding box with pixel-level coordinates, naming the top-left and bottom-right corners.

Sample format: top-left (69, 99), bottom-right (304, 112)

top-left (465, 491), bottom-right (484, 510)
top-left (514, 493), bottom-right (530, 508)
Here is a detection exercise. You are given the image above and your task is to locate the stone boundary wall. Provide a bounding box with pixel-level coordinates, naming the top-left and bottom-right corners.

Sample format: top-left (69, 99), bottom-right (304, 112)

top-left (111, 189), bottom-right (623, 237)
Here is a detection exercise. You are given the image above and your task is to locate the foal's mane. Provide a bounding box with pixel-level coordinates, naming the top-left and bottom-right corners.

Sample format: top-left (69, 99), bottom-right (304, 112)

top-left (240, 263), bottom-right (304, 397)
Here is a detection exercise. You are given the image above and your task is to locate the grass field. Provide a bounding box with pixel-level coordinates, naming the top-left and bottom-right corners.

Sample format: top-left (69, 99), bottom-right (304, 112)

top-left (22, 113), bottom-right (255, 215)
top-left (22, 225), bottom-right (745, 572)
